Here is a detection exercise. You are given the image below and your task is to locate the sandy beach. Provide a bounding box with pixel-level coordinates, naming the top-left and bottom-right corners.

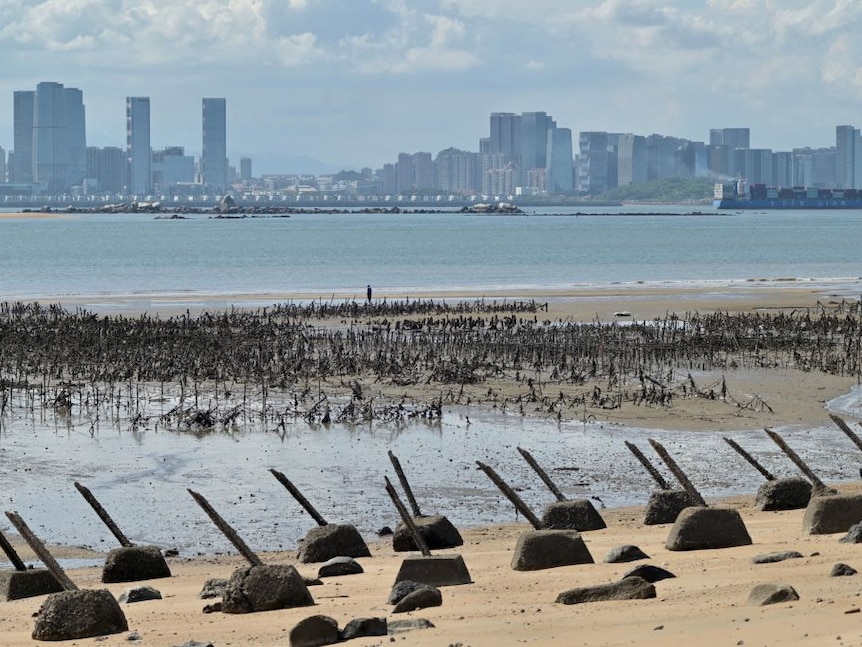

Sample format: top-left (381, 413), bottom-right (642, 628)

top-left (5, 489), bottom-right (862, 647)
top-left (1, 285), bottom-right (862, 645)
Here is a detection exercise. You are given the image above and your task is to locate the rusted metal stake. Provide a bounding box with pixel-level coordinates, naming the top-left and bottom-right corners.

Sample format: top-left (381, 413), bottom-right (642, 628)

top-left (269, 468), bottom-right (328, 527)
top-left (0, 528), bottom-right (28, 571)
top-left (187, 489), bottom-right (263, 567)
top-left (722, 437), bottom-right (775, 481)
top-left (73, 481), bottom-right (134, 547)
top-left (4, 511), bottom-right (78, 591)
top-left (764, 428), bottom-right (828, 491)
top-left (516, 446), bottom-right (567, 502)
top-left (384, 476), bottom-right (431, 557)
top-left (829, 414), bottom-right (862, 455)
top-left (475, 461), bottom-right (543, 530)
top-left (387, 451), bottom-right (422, 517)
top-left (624, 441), bottom-right (671, 490)
top-left (648, 439), bottom-right (707, 506)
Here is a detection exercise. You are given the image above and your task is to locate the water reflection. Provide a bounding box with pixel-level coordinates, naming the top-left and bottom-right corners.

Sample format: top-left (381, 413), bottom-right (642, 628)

top-left (1, 387), bottom-right (861, 559)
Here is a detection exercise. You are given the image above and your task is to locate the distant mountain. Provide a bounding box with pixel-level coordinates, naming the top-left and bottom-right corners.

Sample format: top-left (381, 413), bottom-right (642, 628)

top-left (249, 151), bottom-right (346, 176)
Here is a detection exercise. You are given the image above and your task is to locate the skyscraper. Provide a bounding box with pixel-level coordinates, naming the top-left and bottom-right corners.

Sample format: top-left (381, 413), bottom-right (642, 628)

top-left (87, 146), bottom-right (127, 194)
top-left (126, 97), bottom-right (151, 195)
top-left (64, 87), bottom-right (87, 188)
top-left (201, 98), bottom-right (227, 189)
top-left (239, 157), bottom-right (252, 182)
top-left (33, 81), bottom-right (83, 193)
top-left (546, 127), bottom-right (573, 193)
top-left (520, 112), bottom-right (554, 177)
top-left (0, 145), bottom-right (6, 182)
top-left (10, 90), bottom-right (34, 183)
top-left (709, 128), bottom-right (750, 150)
top-left (488, 113), bottom-right (521, 157)
top-left (835, 125), bottom-right (860, 189)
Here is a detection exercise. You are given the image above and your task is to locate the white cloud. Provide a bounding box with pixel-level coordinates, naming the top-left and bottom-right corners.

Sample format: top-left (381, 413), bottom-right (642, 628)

top-left (2, 0), bottom-right (862, 169)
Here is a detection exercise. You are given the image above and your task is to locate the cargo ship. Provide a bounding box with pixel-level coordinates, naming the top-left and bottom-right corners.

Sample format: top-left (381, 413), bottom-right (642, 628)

top-left (713, 180), bottom-right (862, 209)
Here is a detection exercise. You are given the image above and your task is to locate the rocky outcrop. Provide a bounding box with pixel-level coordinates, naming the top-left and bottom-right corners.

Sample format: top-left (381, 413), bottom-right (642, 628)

top-left (644, 490), bottom-right (703, 525)
top-left (298, 524), bottom-right (371, 563)
top-left (621, 564), bottom-right (676, 583)
top-left (392, 515), bottom-right (463, 552)
top-left (102, 545), bottom-right (172, 583)
top-left (289, 615), bottom-right (339, 647)
top-left (747, 583), bottom-right (799, 606)
top-left (751, 551), bottom-right (803, 564)
top-left (317, 556), bottom-right (363, 578)
top-left (222, 564), bottom-right (314, 614)
top-left (392, 586), bottom-right (442, 613)
top-left (604, 545), bottom-right (649, 564)
top-left (32, 589), bottom-right (128, 641)
top-left (556, 576), bottom-right (656, 605)
top-left (755, 478), bottom-right (812, 511)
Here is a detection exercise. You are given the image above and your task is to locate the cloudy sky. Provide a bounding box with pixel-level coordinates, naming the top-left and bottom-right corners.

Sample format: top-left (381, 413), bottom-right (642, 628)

top-left (1, 0), bottom-right (861, 173)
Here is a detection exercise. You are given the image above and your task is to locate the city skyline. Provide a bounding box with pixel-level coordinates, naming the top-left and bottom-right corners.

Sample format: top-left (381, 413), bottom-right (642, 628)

top-left (0, 2), bottom-right (861, 173)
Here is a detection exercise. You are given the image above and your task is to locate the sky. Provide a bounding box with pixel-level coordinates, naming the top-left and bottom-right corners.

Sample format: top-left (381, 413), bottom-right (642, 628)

top-left (1, 0), bottom-right (862, 174)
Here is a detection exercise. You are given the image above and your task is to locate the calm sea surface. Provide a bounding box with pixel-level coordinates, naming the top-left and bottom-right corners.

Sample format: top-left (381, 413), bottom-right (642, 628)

top-left (1, 205), bottom-right (861, 308)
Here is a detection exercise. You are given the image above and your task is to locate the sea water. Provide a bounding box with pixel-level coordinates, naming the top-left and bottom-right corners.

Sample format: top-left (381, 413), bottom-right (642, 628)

top-left (1, 206), bottom-right (861, 309)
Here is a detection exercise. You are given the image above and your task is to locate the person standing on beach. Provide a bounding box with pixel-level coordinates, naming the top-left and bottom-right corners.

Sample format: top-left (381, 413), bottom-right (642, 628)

top-left (367, 285), bottom-right (372, 302)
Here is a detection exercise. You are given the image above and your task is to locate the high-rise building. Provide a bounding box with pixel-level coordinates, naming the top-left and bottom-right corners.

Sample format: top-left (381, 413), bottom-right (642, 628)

top-left (576, 132), bottom-right (609, 194)
top-left (412, 152), bottom-right (433, 190)
top-left (709, 128), bottom-right (750, 178)
top-left (126, 97), bottom-right (151, 195)
top-left (381, 163), bottom-right (397, 195)
top-left (396, 152), bottom-right (412, 193)
top-left (709, 128), bottom-right (750, 150)
top-left (64, 87), bottom-right (87, 189)
top-left (33, 81), bottom-right (86, 193)
top-left (240, 157), bottom-right (252, 182)
top-left (152, 146), bottom-right (195, 192)
top-left (87, 146), bottom-right (126, 193)
top-left (10, 90), bottom-right (34, 183)
top-left (488, 112), bottom-right (521, 157)
top-left (202, 98), bottom-right (227, 189)
top-left (520, 112), bottom-right (554, 179)
top-left (0, 145), bottom-right (6, 182)
top-left (772, 151), bottom-right (793, 187)
top-left (835, 125), bottom-right (861, 189)
top-left (436, 147), bottom-right (479, 194)
top-left (546, 127), bottom-right (573, 193)
top-left (614, 133), bottom-right (646, 187)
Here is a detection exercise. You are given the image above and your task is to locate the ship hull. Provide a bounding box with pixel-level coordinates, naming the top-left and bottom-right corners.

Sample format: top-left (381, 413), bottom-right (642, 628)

top-left (714, 198), bottom-right (862, 210)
